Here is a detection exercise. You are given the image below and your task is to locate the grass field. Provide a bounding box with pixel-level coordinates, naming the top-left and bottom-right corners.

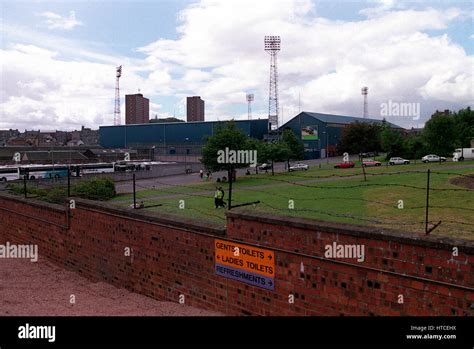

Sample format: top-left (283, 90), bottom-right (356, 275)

top-left (110, 161), bottom-right (474, 240)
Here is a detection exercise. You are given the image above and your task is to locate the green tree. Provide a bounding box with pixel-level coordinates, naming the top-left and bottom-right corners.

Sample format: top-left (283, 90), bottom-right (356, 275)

top-left (404, 135), bottom-right (425, 161)
top-left (380, 128), bottom-right (405, 159)
top-left (422, 111), bottom-right (457, 156)
top-left (453, 107), bottom-right (474, 148)
top-left (339, 122), bottom-right (382, 154)
top-left (261, 142), bottom-right (291, 176)
top-left (201, 121), bottom-right (251, 176)
top-left (280, 129), bottom-right (304, 171)
top-left (201, 121), bottom-right (252, 208)
top-left (245, 138), bottom-right (268, 174)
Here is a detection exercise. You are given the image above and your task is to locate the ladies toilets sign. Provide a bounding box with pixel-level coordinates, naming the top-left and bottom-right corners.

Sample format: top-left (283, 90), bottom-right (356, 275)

top-left (214, 239), bottom-right (275, 290)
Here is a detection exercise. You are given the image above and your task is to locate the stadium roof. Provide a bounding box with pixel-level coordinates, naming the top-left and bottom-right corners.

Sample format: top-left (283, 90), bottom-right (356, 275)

top-left (282, 112), bottom-right (404, 129)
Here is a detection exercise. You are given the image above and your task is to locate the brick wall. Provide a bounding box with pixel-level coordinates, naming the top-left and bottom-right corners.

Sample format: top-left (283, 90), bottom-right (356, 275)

top-left (226, 211), bottom-right (474, 316)
top-left (0, 193), bottom-right (472, 316)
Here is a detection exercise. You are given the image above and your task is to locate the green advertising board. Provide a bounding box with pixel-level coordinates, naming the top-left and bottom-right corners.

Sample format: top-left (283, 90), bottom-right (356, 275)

top-left (301, 126), bottom-right (319, 140)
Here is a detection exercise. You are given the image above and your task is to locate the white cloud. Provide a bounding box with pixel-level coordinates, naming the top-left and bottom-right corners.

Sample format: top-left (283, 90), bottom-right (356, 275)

top-left (39, 10), bottom-right (83, 31)
top-left (359, 0), bottom-right (401, 18)
top-left (0, 47), bottom-right (104, 130)
top-left (1, 0), bottom-right (472, 131)
top-left (136, 0), bottom-right (471, 127)
top-left (149, 102), bottom-right (177, 120)
top-left (1, 23), bottom-right (126, 65)
top-left (0, 43), bottom-right (151, 130)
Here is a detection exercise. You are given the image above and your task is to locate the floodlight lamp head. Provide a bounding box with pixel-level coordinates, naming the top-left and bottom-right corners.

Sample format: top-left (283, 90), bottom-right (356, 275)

top-left (246, 93), bottom-right (254, 102)
top-left (264, 36), bottom-right (281, 52)
top-left (361, 86), bottom-right (368, 95)
top-left (116, 66), bottom-right (122, 78)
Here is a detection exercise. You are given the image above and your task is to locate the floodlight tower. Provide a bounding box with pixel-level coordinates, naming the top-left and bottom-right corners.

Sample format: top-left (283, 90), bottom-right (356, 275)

top-left (246, 93), bottom-right (254, 120)
top-left (114, 65), bottom-right (122, 125)
top-left (361, 86), bottom-right (368, 118)
top-left (264, 36), bottom-right (280, 131)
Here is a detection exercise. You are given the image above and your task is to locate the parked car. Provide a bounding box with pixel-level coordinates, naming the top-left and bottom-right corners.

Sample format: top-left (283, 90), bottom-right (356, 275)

top-left (258, 163), bottom-right (273, 170)
top-left (389, 157), bottom-right (410, 165)
top-left (362, 159), bottom-right (382, 167)
top-left (334, 161), bottom-right (355, 169)
top-left (422, 154), bottom-right (446, 163)
top-left (289, 163), bottom-right (309, 171)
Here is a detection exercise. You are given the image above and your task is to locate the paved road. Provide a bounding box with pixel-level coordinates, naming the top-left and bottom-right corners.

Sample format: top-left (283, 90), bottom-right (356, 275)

top-left (115, 160), bottom-right (474, 195)
top-left (115, 156), bottom-right (348, 193)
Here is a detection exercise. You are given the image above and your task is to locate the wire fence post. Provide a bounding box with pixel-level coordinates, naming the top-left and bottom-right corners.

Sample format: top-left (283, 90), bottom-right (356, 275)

top-left (23, 175), bottom-right (27, 198)
top-left (362, 164), bottom-right (367, 182)
top-left (67, 166), bottom-right (71, 197)
top-left (228, 167), bottom-right (233, 210)
top-left (133, 173), bottom-right (136, 209)
top-left (425, 169), bottom-right (430, 234)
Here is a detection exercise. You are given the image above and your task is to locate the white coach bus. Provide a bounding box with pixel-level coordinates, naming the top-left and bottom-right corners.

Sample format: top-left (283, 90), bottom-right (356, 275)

top-left (0, 166), bottom-right (20, 181)
top-left (70, 163), bottom-right (115, 176)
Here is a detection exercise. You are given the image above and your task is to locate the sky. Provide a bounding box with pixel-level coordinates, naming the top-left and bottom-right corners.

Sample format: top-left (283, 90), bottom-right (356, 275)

top-left (0, 0), bottom-right (473, 131)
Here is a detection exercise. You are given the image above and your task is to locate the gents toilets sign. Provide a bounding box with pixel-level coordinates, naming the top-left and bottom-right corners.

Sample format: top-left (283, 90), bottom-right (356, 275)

top-left (214, 239), bottom-right (275, 290)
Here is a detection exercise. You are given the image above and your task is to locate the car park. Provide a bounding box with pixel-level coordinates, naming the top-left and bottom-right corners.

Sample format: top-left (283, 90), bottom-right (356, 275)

top-left (389, 157), bottom-right (410, 165)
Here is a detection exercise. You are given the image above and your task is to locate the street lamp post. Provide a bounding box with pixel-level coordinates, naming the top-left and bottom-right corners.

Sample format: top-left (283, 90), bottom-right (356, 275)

top-left (49, 148), bottom-right (55, 177)
top-left (325, 132), bottom-right (329, 164)
top-left (321, 131), bottom-right (329, 164)
top-left (318, 131), bottom-right (322, 161)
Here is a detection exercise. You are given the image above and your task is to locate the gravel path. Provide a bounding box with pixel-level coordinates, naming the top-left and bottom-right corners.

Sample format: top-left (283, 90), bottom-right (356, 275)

top-left (0, 258), bottom-right (222, 316)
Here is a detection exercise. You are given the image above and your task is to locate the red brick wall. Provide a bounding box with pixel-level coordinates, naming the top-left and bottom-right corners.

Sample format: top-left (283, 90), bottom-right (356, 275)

top-left (0, 193), bottom-right (472, 316)
top-left (227, 211), bottom-right (474, 316)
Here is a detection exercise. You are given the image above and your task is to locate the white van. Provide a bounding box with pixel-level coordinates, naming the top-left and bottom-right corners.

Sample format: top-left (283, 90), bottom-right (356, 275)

top-left (453, 148), bottom-right (474, 161)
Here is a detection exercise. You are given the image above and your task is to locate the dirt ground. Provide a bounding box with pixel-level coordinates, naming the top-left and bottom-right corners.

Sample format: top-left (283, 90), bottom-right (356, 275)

top-left (0, 258), bottom-right (221, 316)
top-left (450, 174), bottom-right (474, 189)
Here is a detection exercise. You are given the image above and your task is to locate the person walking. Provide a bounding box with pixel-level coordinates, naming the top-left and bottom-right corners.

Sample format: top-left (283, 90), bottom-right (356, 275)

top-left (199, 169), bottom-right (203, 179)
top-left (218, 186), bottom-right (226, 208)
top-left (214, 187), bottom-right (222, 208)
top-left (219, 187), bottom-right (227, 208)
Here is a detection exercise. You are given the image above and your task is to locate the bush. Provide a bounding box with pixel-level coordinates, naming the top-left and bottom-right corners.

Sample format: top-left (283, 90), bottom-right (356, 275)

top-left (6, 183), bottom-right (24, 196)
top-left (6, 183), bottom-right (48, 197)
top-left (44, 187), bottom-right (68, 203)
top-left (72, 177), bottom-right (116, 201)
top-left (6, 177), bottom-right (116, 202)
